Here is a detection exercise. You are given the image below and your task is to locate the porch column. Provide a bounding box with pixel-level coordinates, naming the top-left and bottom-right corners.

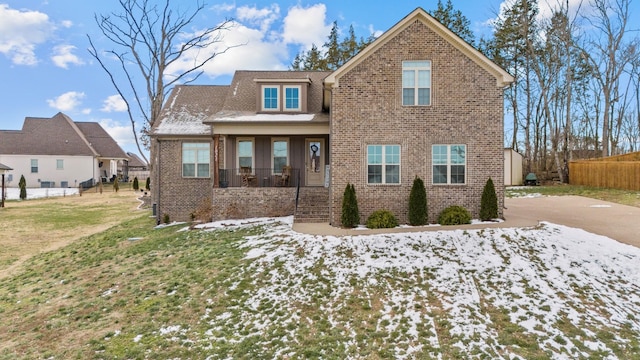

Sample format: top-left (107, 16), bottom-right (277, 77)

top-left (213, 134), bottom-right (220, 188)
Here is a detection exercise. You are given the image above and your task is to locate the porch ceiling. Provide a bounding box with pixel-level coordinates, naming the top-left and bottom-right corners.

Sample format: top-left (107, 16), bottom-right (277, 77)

top-left (213, 121), bottom-right (329, 135)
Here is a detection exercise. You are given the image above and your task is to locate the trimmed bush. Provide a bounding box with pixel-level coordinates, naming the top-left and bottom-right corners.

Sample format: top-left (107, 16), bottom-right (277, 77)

top-left (408, 176), bottom-right (427, 225)
top-left (145, 177), bottom-right (151, 191)
top-left (341, 183), bottom-right (359, 228)
top-left (480, 177), bottom-right (498, 221)
top-left (132, 177), bottom-right (139, 191)
top-left (438, 205), bottom-right (471, 225)
top-left (113, 177), bottom-right (119, 192)
top-left (18, 175), bottom-right (26, 200)
top-left (366, 210), bottom-right (399, 229)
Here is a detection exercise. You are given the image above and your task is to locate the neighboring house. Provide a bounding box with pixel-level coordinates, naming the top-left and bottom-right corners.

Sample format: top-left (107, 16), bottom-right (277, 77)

top-left (151, 8), bottom-right (513, 225)
top-left (0, 112), bottom-right (129, 188)
top-left (123, 151), bottom-right (149, 181)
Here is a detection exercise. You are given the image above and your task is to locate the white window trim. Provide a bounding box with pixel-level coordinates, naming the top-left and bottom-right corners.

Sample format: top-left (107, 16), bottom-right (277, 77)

top-left (56, 159), bottom-right (64, 170)
top-left (432, 144), bottom-right (467, 185)
top-left (237, 137), bottom-right (255, 174)
top-left (261, 85), bottom-right (280, 111)
top-left (31, 159), bottom-right (38, 173)
top-left (283, 85), bottom-right (302, 111)
top-left (402, 60), bottom-right (432, 106)
top-left (182, 142), bottom-right (211, 178)
top-left (271, 137), bottom-right (290, 175)
top-left (367, 144), bottom-right (401, 185)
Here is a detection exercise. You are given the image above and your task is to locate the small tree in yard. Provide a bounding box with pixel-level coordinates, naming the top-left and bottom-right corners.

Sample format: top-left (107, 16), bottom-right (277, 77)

top-left (132, 176), bottom-right (139, 191)
top-left (18, 175), bottom-right (26, 200)
top-left (480, 178), bottom-right (498, 221)
top-left (408, 176), bottom-right (428, 225)
top-left (145, 177), bottom-right (150, 191)
top-left (113, 177), bottom-right (120, 192)
top-left (341, 183), bottom-right (359, 228)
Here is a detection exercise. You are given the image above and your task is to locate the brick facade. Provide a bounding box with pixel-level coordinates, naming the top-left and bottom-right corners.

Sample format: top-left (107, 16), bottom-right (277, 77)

top-left (329, 20), bottom-right (505, 225)
top-left (211, 187), bottom-right (296, 220)
top-left (155, 139), bottom-right (214, 222)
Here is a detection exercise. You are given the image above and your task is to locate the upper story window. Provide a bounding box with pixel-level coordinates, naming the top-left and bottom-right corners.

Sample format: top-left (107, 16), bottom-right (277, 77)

top-left (31, 159), bottom-right (38, 173)
top-left (56, 159), bottom-right (64, 170)
top-left (367, 145), bottom-right (400, 184)
top-left (262, 86), bottom-right (279, 111)
top-left (402, 60), bottom-right (431, 106)
top-left (284, 86), bottom-right (301, 111)
top-left (433, 144), bottom-right (466, 185)
top-left (182, 143), bottom-right (210, 178)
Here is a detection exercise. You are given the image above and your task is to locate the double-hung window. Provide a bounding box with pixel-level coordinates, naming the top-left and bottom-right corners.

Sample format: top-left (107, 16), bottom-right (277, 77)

top-left (31, 159), bottom-right (38, 173)
top-left (272, 138), bottom-right (288, 174)
top-left (367, 145), bottom-right (400, 184)
top-left (402, 60), bottom-right (431, 106)
top-left (262, 86), bottom-right (279, 111)
top-left (56, 159), bottom-right (64, 170)
top-left (182, 143), bottom-right (210, 178)
top-left (433, 145), bottom-right (466, 184)
top-left (237, 138), bottom-right (254, 172)
top-left (284, 86), bottom-right (301, 111)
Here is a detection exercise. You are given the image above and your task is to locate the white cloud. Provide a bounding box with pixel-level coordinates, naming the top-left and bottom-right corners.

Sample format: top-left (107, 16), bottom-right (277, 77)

top-left (47, 91), bottom-right (85, 111)
top-left (0, 4), bottom-right (55, 65)
top-left (61, 20), bottom-right (73, 28)
top-left (98, 118), bottom-right (136, 148)
top-left (101, 95), bottom-right (128, 113)
top-left (51, 44), bottom-right (84, 69)
top-left (236, 4), bottom-right (280, 33)
top-left (282, 4), bottom-right (332, 48)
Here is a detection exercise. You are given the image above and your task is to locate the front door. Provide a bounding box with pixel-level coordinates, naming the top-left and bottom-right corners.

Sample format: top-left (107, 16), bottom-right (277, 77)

top-left (305, 139), bottom-right (325, 186)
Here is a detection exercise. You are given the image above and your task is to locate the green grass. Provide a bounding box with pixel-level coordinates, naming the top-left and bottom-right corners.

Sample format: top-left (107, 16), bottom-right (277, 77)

top-left (1, 186), bottom-right (640, 358)
top-left (506, 184), bottom-right (640, 207)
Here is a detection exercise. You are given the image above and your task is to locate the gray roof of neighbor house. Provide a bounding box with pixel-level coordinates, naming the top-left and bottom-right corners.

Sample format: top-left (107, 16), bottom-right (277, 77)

top-left (126, 152), bottom-right (148, 168)
top-left (0, 112), bottom-right (128, 159)
top-left (153, 85), bottom-right (229, 136)
top-left (206, 70), bottom-right (331, 124)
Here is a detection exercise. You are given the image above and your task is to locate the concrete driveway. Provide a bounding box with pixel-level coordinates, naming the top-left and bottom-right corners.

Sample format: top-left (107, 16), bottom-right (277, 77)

top-left (505, 195), bottom-right (640, 248)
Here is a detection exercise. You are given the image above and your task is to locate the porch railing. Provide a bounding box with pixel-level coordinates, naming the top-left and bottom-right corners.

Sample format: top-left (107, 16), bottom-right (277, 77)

top-left (218, 168), bottom-right (299, 188)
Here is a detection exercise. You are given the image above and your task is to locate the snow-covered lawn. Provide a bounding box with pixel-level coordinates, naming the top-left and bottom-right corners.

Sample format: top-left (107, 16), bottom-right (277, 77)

top-left (169, 216), bottom-right (640, 359)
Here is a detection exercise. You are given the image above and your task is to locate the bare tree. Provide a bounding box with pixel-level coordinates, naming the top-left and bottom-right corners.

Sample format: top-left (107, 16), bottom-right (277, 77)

top-left (582, 0), bottom-right (638, 157)
top-left (87, 0), bottom-right (235, 163)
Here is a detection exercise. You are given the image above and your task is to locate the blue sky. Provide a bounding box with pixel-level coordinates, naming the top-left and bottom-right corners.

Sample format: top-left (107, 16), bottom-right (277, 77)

top-left (0, 0), bottom-right (624, 157)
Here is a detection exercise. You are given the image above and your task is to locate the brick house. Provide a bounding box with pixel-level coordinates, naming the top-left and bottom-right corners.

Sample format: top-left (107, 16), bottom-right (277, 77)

top-left (151, 8), bottom-right (513, 225)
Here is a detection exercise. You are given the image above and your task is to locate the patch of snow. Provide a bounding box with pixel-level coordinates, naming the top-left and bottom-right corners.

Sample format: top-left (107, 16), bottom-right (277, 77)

top-left (589, 204), bottom-right (612, 208)
top-left (4, 187), bottom-right (79, 200)
top-left (133, 334), bottom-right (143, 343)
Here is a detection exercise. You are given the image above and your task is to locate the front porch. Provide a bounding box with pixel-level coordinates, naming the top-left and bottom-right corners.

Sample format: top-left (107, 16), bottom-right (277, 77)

top-left (217, 167), bottom-right (300, 188)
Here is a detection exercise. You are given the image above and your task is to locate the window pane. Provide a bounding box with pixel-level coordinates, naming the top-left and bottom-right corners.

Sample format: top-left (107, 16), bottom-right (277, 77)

top-left (451, 165), bottom-right (465, 184)
top-left (404, 60), bottom-right (431, 68)
top-left (57, 159), bottom-right (63, 169)
top-left (285, 87), bottom-right (299, 109)
top-left (418, 88), bottom-right (430, 105)
top-left (197, 164), bottom-right (210, 177)
top-left (433, 145), bottom-right (447, 164)
top-left (385, 145), bottom-right (400, 164)
top-left (264, 87), bottom-right (278, 109)
top-left (239, 157), bottom-right (252, 168)
top-left (403, 88), bottom-right (415, 105)
top-left (183, 149), bottom-right (195, 163)
top-left (385, 165), bottom-right (400, 183)
top-left (402, 70), bottom-right (415, 87)
top-left (368, 165), bottom-right (382, 183)
top-left (367, 145), bottom-right (382, 164)
top-left (433, 165), bottom-right (447, 184)
top-left (274, 157), bottom-right (287, 173)
top-left (183, 164), bottom-right (195, 177)
top-left (197, 150), bottom-right (209, 163)
top-left (452, 145), bottom-right (466, 164)
top-left (418, 70), bottom-right (430, 87)
top-left (238, 141), bottom-right (252, 157)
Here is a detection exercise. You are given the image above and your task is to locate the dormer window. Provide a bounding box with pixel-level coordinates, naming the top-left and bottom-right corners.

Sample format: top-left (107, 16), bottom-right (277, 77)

top-left (284, 86), bottom-right (301, 111)
top-left (255, 78), bottom-right (311, 113)
top-left (262, 86), bottom-right (279, 111)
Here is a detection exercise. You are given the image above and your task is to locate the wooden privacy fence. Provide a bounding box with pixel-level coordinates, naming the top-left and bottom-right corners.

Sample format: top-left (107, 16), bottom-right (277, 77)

top-left (569, 152), bottom-right (640, 191)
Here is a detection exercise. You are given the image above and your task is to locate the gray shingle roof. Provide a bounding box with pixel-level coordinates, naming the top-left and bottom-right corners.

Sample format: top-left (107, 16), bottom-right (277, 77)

top-left (75, 122), bottom-right (129, 159)
top-left (0, 112), bottom-right (127, 159)
top-left (153, 85), bottom-right (229, 136)
top-left (126, 152), bottom-right (148, 169)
